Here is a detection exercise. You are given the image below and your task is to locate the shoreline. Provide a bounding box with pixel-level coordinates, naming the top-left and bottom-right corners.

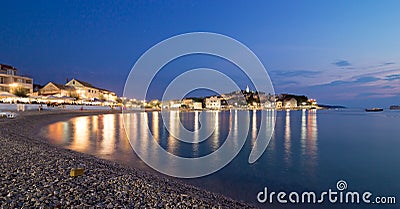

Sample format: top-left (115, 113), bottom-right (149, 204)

top-left (0, 110), bottom-right (256, 208)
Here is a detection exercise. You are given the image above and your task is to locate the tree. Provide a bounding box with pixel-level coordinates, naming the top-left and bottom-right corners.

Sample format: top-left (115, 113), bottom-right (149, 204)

top-left (12, 86), bottom-right (29, 97)
top-left (98, 94), bottom-right (105, 101)
top-left (69, 92), bottom-right (80, 100)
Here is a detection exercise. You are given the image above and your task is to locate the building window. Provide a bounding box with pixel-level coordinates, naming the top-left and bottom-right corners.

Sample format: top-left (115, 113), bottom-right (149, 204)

top-left (7, 69), bottom-right (15, 75)
top-left (0, 77), bottom-right (3, 84)
top-left (0, 86), bottom-right (9, 92)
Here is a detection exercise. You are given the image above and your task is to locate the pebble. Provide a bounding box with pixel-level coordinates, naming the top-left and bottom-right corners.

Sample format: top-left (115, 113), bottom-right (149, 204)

top-left (0, 111), bottom-right (256, 208)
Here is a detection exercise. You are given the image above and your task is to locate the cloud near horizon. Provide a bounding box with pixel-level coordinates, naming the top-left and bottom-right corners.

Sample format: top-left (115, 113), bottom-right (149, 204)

top-left (385, 74), bottom-right (400, 81)
top-left (333, 60), bottom-right (352, 67)
top-left (269, 70), bottom-right (321, 92)
top-left (269, 61), bottom-right (400, 106)
top-left (270, 70), bottom-right (321, 78)
top-left (383, 62), bottom-right (395, 66)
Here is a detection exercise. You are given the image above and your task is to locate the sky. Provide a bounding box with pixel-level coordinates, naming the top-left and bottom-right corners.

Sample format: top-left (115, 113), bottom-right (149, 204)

top-left (1, 0), bottom-right (399, 107)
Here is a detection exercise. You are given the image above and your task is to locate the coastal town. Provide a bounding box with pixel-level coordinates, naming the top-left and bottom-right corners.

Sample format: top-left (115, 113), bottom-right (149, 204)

top-left (0, 63), bottom-right (320, 112)
top-left (2, 1), bottom-right (400, 208)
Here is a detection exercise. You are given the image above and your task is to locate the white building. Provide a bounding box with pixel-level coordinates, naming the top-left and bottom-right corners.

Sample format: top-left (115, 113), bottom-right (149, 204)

top-left (284, 98), bottom-right (298, 109)
top-left (263, 100), bottom-right (274, 109)
top-left (193, 102), bottom-right (202, 110)
top-left (181, 98), bottom-right (194, 109)
top-left (0, 64), bottom-right (33, 94)
top-left (161, 100), bottom-right (181, 109)
top-left (39, 82), bottom-right (75, 97)
top-left (65, 78), bottom-right (117, 102)
top-left (276, 101), bottom-right (283, 109)
top-left (205, 96), bottom-right (221, 110)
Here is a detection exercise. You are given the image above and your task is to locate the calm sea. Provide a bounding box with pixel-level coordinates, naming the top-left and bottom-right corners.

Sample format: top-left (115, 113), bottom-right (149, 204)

top-left (42, 110), bottom-right (400, 208)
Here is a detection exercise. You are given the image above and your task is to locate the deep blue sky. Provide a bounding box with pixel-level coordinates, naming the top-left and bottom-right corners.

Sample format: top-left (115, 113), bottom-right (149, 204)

top-left (1, 0), bottom-right (399, 107)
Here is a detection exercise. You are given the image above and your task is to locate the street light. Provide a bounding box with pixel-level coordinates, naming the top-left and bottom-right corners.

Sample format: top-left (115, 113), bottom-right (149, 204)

top-left (9, 83), bottom-right (19, 88)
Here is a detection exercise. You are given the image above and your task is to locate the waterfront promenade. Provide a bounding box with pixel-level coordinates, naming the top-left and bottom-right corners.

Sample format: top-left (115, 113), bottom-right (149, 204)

top-left (0, 110), bottom-right (254, 208)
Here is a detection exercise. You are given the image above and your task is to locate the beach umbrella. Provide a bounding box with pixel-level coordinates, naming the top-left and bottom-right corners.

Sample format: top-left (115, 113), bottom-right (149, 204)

top-left (60, 96), bottom-right (76, 102)
top-left (45, 95), bottom-right (60, 99)
top-left (29, 95), bottom-right (42, 99)
top-left (0, 91), bottom-right (16, 98)
top-left (60, 96), bottom-right (74, 99)
top-left (92, 98), bottom-right (103, 102)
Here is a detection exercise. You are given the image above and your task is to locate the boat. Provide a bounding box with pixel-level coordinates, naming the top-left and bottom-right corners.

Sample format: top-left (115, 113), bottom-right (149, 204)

top-left (389, 105), bottom-right (400, 110)
top-left (365, 108), bottom-right (383, 112)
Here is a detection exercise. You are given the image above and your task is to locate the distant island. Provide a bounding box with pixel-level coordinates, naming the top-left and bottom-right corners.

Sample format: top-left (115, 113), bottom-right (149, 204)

top-left (316, 104), bottom-right (347, 109)
top-left (389, 105), bottom-right (400, 110)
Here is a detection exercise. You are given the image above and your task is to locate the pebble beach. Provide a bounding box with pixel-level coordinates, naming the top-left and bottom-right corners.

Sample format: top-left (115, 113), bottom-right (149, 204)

top-left (0, 110), bottom-right (256, 208)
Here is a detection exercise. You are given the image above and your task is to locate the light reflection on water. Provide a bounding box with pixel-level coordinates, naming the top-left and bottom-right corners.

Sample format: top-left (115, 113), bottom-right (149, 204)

top-left (71, 116), bottom-right (90, 152)
top-left (284, 110), bottom-right (291, 166)
top-left (42, 110), bottom-right (400, 208)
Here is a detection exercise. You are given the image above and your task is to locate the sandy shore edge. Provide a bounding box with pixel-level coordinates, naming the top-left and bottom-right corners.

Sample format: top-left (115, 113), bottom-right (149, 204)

top-left (0, 110), bottom-right (256, 208)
